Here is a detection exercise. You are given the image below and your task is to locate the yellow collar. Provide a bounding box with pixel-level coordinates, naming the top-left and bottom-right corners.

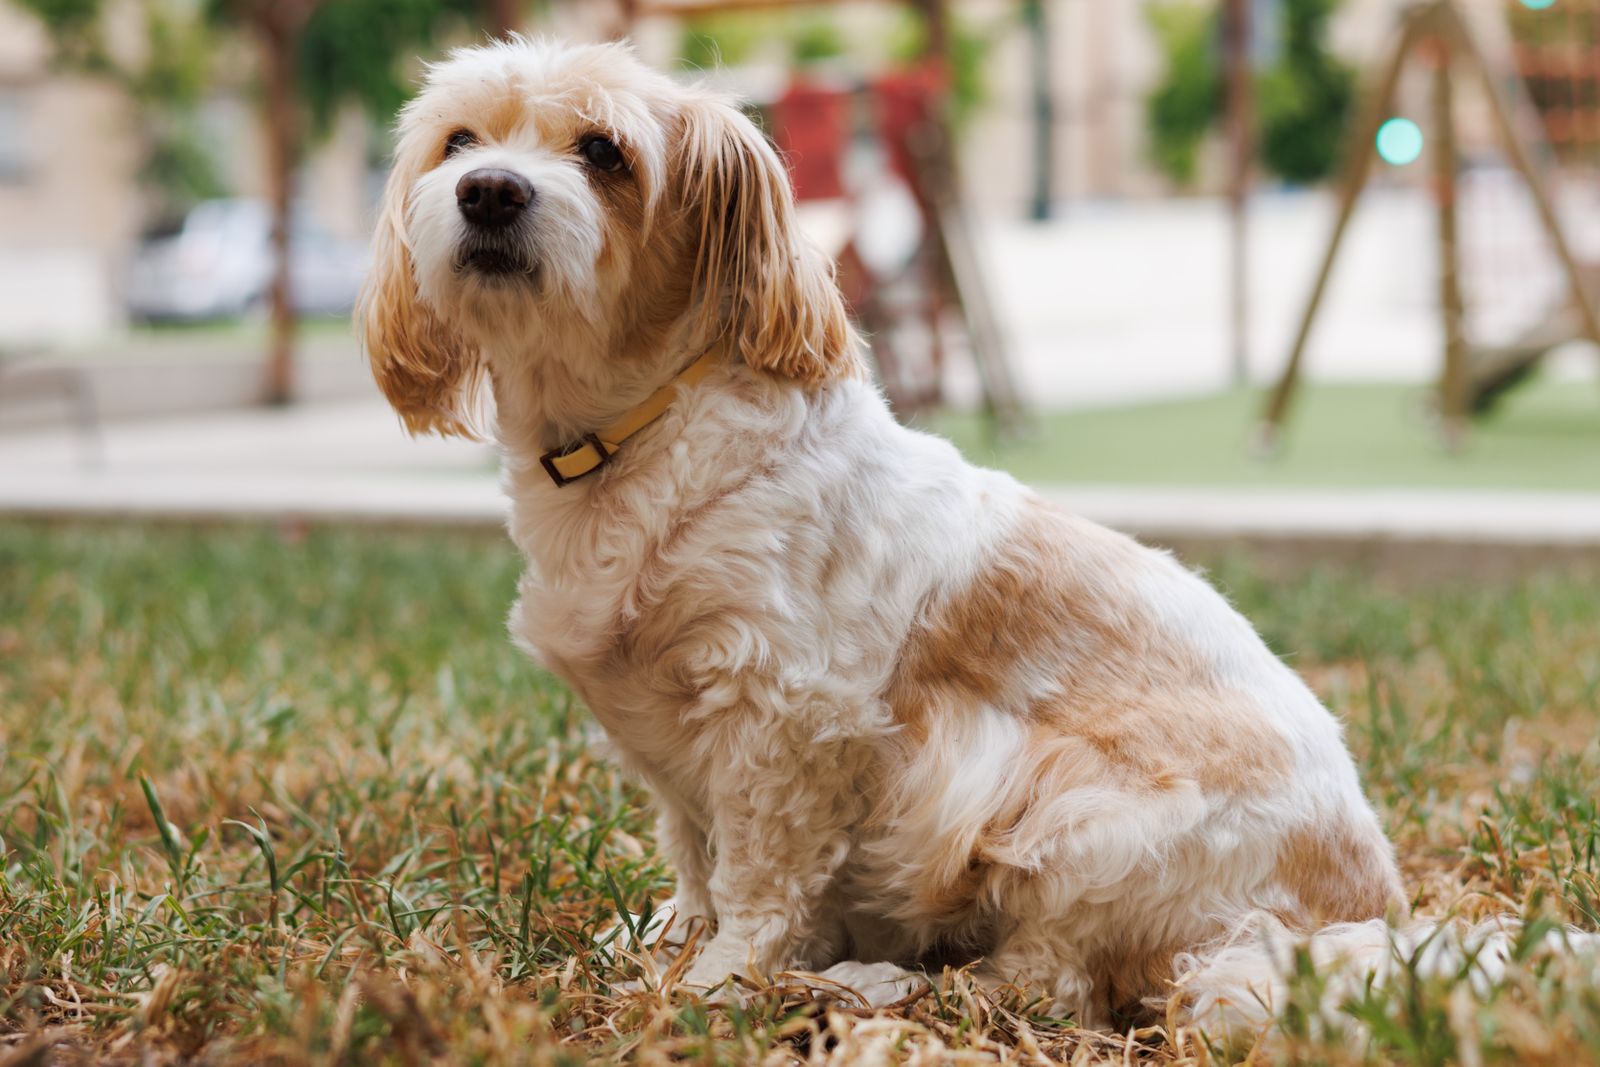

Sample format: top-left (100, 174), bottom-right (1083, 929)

top-left (539, 349), bottom-right (721, 488)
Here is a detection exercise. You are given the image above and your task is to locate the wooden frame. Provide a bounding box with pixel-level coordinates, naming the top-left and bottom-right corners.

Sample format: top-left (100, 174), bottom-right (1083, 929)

top-left (1257, 0), bottom-right (1600, 453)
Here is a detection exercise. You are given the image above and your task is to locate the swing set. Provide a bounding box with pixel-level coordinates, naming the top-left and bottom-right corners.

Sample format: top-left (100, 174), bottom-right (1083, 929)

top-left (1258, 0), bottom-right (1600, 452)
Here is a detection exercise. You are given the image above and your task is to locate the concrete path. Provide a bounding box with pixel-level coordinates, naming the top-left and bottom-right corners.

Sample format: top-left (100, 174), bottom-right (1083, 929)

top-left (5, 398), bottom-right (1600, 550)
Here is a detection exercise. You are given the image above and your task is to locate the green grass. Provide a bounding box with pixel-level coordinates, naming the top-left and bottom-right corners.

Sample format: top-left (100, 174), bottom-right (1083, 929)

top-left (927, 376), bottom-right (1600, 491)
top-left (42, 318), bottom-right (356, 363)
top-left (3, 521), bottom-right (1600, 1063)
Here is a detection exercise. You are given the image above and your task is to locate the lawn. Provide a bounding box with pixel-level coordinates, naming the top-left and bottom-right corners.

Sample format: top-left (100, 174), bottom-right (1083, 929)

top-left (3, 521), bottom-right (1600, 1064)
top-left (927, 376), bottom-right (1600, 491)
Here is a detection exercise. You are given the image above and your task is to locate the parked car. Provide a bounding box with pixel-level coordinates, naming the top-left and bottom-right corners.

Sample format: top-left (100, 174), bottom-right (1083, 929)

top-left (124, 199), bottom-right (368, 323)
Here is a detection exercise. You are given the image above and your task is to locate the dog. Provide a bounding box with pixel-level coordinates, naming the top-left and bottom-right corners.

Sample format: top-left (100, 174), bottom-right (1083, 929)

top-left (358, 36), bottom-right (1566, 1034)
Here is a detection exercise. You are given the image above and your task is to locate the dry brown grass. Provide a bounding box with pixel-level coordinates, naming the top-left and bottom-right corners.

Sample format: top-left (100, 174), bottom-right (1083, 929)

top-left (3, 521), bottom-right (1600, 1065)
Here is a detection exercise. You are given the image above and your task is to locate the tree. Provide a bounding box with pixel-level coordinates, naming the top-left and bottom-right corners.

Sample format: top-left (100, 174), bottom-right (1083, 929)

top-left (16, 0), bottom-right (225, 226)
top-left (22, 0), bottom-right (510, 405)
top-left (1254, 0), bottom-right (1354, 185)
top-left (1145, 1), bottom-right (1221, 187)
top-left (214, 0), bottom-right (491, 404)
top-left (212, 0), bottom-right (323, 404)
top-left (1144, 0), bottom-right (1355, 188)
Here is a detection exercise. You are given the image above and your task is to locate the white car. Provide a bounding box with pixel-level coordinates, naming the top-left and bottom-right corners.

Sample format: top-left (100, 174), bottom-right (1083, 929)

top-left (124, 199), bottom-right (368, 322)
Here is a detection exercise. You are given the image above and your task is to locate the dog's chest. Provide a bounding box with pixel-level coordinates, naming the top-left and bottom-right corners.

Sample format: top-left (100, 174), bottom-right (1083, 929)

top-left (506, 480), bottom-right (925, 793)
top-left (507, 484), bottom-right (784, 717)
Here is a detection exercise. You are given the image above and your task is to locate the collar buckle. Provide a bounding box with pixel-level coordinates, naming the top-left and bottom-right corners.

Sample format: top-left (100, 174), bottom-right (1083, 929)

top-left (533, 347), bottom-right (720, 489)
top-left (539, 433), bottom-right (612, 488)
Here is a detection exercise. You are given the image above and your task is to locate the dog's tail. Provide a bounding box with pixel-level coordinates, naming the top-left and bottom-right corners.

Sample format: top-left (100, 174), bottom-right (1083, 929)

top-left (1172, 913), bottom-right (1600, 1043)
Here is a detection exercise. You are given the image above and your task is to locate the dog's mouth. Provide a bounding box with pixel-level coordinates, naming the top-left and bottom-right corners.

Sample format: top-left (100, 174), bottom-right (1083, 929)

top-left (455, 243), bottom-right (535, 280)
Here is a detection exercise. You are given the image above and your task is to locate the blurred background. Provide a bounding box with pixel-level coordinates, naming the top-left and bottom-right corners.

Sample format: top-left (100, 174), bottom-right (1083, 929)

top-left (1, 0), bottom-right (1598, 540)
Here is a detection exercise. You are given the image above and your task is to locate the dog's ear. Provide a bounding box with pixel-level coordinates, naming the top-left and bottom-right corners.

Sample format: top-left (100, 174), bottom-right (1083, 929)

top-left (357, 143), bottom-right (485, 438)
top-left (676, 96), bottom-right (862, 386)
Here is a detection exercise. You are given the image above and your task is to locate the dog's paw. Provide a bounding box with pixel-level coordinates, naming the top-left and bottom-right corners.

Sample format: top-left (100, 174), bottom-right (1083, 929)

top-left (793, 961), bottom-right (929, 1008)
top-left (677, 965), bottom-right (748, 1008)
top-left (681, 951), bottom-right (738, 991)
top-left (679, 933), bottom-right (764, 999)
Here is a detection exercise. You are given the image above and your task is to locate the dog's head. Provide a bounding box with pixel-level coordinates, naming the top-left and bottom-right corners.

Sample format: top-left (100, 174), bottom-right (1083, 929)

top-left (359, 37), bottom-right (860, 438)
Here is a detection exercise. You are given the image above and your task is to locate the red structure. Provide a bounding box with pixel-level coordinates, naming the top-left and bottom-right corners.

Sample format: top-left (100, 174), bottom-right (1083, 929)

top-left (1511, 0), bottom-right (1600, 164)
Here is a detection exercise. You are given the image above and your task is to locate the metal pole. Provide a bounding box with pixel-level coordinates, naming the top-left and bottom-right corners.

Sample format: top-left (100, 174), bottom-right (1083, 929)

top-left (1024, 0), bottom-right (1054, 221)
top-left (1258, 5), bottom-right (1426, 447)
top-left (1224, 0), bottom-right (1254, 387)
top-left (1430, 23), bottom-right (1469, 450)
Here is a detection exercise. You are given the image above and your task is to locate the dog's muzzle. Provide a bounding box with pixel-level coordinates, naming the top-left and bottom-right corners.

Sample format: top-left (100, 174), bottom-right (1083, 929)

top-left (455, 167), bottom-right (537, 277)
top-left (457, 243), bottom-right (532, 276)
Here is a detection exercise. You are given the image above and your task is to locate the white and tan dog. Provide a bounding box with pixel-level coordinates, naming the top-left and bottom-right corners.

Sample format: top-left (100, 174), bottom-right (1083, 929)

top-left (360, 37), bottom-right (1437, 1030)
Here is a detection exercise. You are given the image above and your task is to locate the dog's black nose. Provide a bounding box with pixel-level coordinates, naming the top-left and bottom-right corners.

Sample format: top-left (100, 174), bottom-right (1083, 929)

top-left (456, 168), bottom-right (533, 228)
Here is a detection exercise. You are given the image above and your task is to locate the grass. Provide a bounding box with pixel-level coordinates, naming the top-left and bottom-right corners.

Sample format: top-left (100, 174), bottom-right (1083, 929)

top-left (3, 520), bottom-right (1600, 1064)
top-left (926, 375), bottom-right (1600, 491)
top-left (39, 319), bottom-right (356, 363)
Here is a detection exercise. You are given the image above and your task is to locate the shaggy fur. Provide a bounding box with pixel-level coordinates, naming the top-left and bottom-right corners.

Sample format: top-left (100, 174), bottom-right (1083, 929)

top-left (359, 37), bottom-right (1592, 1038)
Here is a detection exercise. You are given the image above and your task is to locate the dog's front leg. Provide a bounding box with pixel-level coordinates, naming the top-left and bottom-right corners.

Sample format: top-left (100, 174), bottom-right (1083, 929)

top-left (681, 738), bottom-right (857, 990)
top-left (640, 801), bottom-right (715, 955)
top-left (602, 800), bottom-right (716, 966)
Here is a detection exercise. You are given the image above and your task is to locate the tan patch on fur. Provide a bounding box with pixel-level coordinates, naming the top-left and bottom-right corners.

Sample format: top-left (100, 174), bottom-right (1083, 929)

top-left (910, 852), bottom-right (994, 926)
top-left (1087, 937), bottom-right (1190, 1022)
top-left (478, 92), bottom-right (531, 144)
top-left (1038, 687), bottom-right (1290, 797)
top-left (883, 500), bottom-right (1157, 737)
top-left (884, 498), bottom-right (1293, 928)
top-left (674, 96), bottom-right (866, 388)
top-left (358, 135), bottom-right (486, 439)
top-left (954, 706), bottom-right (1287, 918)
top-left (885, 497), bottom-right (1286, 796)
top-left (1278, 820), bottom-right (1406, 925)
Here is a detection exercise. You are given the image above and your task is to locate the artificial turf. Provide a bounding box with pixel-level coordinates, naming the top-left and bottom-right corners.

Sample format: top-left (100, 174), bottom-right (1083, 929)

top-left (927, 376), bottom-right (1600, 491)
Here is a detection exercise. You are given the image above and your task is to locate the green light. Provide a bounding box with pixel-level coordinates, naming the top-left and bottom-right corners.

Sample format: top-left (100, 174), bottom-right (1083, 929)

top-left (1376, 118), bottom-right (1425, 166)
top-left (1521, 0), bottom-right (1557, 10)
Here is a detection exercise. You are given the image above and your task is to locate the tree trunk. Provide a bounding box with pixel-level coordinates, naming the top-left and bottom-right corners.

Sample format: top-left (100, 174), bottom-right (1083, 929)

top-left (253, 1), bottom-right (318, 407)
top-left (485, 0), bottom-right (520, 39)
top-left (913, 0), bottom-right (949, 61)
top-left (1223, 0), bottom-right (1254, 386)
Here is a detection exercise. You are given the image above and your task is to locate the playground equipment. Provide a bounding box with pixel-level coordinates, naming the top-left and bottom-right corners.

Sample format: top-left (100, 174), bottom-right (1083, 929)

top-left (1258, 0), bottom-right (1600, 451)
top-left (1466, 0), bottom-right (1600, 412)
top-left (634, 0), bottom-right (1026, 436)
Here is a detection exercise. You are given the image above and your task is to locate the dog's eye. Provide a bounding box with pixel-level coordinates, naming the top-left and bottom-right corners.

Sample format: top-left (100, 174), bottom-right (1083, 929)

top-left (580, 136), bottom-right (624, 172)
top-left (444, 129), bottom-right (479, 159)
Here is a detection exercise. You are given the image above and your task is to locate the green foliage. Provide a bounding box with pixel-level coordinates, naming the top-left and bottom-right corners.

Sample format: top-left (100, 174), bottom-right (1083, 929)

top-left (1144, 0), bottom-right (1356, 187)
top-left (15, 0), bottom-right (214, 109)
top-left (11, 0), bottom-right (104, 68)
top-left (137, 120), bottom-right (229, 222)
top-left (678, 11), bottom-right (845, 73)
top-left (679, 14), bottom-right (764, 71)
top-left (677, 8), bottom-right (997, 129)
top-left (887, 10), bottom-right (1002, 130)
top-left (297, 0), bottom-right (482, 136)
top-left (126, 2), bottom-right (214, 109)
top-left (18, 0), bottom-right (495, 220)
top-left (1258, 0), bottom-right (1355, 184)
top-left (790, 16), bottom-right (846, 67)
top-left (1144, 2), bottom-right (1220, 187)
top-left (15, 0), bottom-right (224, 223)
